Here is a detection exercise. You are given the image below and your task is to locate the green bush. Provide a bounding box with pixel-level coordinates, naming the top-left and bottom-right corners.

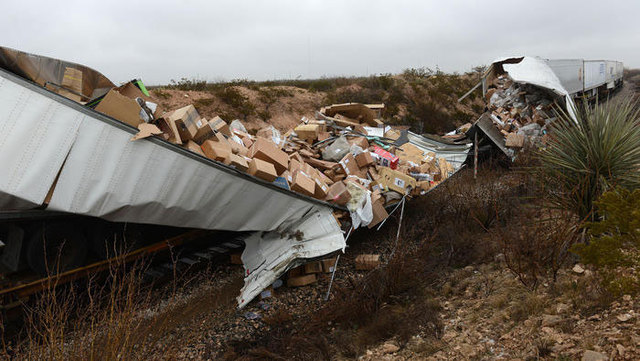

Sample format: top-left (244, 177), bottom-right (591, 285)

top-left (539, 98), bottom-right (640, 220)
top-left (573, 188), bottom-right (640, 296)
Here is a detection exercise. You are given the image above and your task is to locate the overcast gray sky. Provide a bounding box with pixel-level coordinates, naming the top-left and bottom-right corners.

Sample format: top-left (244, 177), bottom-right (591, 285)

top-left (3, 0), bottom-right (638, 85)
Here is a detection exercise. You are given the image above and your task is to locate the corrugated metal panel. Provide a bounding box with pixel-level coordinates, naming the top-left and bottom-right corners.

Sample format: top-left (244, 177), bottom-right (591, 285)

top-left (546, 59), bottom-right (584, 95)
top-left (584, 60), bottom-right (606, 91)
top-left (0, 75), bottom-right (84, 210)
top-left (406, 131), bottom-right (471, 170)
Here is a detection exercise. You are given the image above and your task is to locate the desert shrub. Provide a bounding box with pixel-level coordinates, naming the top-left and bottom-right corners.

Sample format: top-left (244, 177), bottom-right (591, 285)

top-left (152, 89), bottom-right (171, 99)
top-left (214, 87), bottom-right (256, 120)
top-left (572, 188), bottom-right (640, 297)
top-left (495, 207), bottom-right (579, 290)
top-left (168, 77), bottom-right (207, 91)
top-left (539, 98), bottom-right (640, 220)
top-left (402, 67), bottom-right (434, 80)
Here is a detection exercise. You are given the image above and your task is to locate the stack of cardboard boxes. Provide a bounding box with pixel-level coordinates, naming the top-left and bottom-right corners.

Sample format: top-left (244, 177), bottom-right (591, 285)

top-left (90, 89), bottom-right (456, 228)
top-left (485, 74), bottom-right (553, 148)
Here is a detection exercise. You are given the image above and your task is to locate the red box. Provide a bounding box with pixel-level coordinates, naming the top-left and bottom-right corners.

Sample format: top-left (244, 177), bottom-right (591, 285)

top-left (373, 145), bottom-right (399, 169)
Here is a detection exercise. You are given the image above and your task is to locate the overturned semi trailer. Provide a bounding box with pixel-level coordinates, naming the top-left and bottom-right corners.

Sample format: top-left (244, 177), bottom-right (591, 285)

top-left (0, 47), bottom-right (470, 307)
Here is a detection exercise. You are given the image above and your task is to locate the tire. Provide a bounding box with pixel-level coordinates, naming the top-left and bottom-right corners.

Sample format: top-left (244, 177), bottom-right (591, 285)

top-left (25, 222), bottom-right (88, 276)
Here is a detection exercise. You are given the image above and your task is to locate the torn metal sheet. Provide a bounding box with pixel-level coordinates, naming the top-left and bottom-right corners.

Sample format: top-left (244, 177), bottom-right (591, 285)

top-left (406, 131), bottom-right (472, 171)
top-left (0, 46), bottom-right (115, 99)
top-left (237, 207), bottom-right (345, 308)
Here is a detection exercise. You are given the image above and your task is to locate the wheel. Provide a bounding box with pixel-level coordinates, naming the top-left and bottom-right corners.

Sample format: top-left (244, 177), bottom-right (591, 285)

top-left (87, 221), bottom-right (141, 260)
top-left (25, 222), bottom-right (88, 276)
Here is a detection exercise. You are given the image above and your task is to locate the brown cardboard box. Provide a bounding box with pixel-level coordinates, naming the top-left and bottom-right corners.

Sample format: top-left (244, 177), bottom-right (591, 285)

top-left (379, 167), bottom-right (417, 195)
top-left (167, 105), bottom-right (200, 141)
top-left (312, 176), bottom-right (329, 199)
top-left (304, 261), bottom-right (323, 274)
top-left (95, 89), bottom-right (144, 127)
top-left (321, 257), bottom-right (337, 273)
top-left (193, 121), bottom-right (216, 144)
top-left (355, 151), bottom-right (375, 168)
top-left (230, 253), bottom-right (243, 265)
top-left (117, 82), bottom-right (163, 119)
top-left (247, 158), bottom-right (277, 182)
top-left (287, 274), bottom-right (317, 287)
top-left (294, 124), bottom-right (320, 141)
top-left (348, 136), bottom-right (369, 150)
top-left (184, 140), bottom-right (205, 156)
top-left (325, 181), bottom-right (351, 205)
top-left (505, 133), bottom-right (525, 148)
top-left (224, 153), bottom-right (249, 172)
top-left (250, 138), bottom-right (289, 174)
top-left (318, 131), bottom-right (331, 141)
top-left (368, 194), bottom-right (388, 228)
top-left (291, 171), bottom-right (315, 197)
top-left (209, 116), bottom-right (231, 136)
top-left (59, 67), bottom-right (83, 102)
top-left (201, 140), bottom-right (231, 162)
top-left (355, 254), bottom-right (380, 270)
top-left (339, 153), bottom-right (360, 177)
top-left (156, 117), bottom-right (182, 144)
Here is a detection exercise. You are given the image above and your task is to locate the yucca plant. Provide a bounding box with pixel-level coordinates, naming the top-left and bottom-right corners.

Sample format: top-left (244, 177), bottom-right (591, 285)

top-left (539, 97), bottom-right (640, 221)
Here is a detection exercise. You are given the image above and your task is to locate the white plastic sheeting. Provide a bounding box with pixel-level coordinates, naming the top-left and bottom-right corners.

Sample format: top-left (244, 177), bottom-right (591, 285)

top-left (496, 57), bottom-right (577, 122)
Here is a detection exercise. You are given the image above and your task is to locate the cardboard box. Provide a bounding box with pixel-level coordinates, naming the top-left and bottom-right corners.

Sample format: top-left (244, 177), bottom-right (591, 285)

top-left (304, 261), bottom-right (323, 274)
top-left (193, 121), bottom-right (217, 144)
top-left (224, 153), bottom-right (249, 172)
top-left (339, 153), bottom-right (360, 177)
top-left (230, 253), bottom-right (243, 265)
top-left (355, 254), bottom-right (380, 270)
top-left (294, 124), bottom-right (320, 141)
top-left (379, 167), bottom-right (417, 195)
top-left (325, 181), bottom-right (351, 205)
top-left (250, 138), bottom-right (289, 174)
top-left (505, 133), bottom-right (525, 148)
top-left (201, 140), bottom-right (231, 162)
top-left (321, 257), bottom-right (337, 273)
top-left (312, 176), bottom-right (329, 199)
top-left (184, 140), bottom-right (205, 156)
top-left (59, 67), bottom-right (83, 102)
top-left (348, 136), bottom-right (369, 150)
top-left (167, 105), bottom-right (200, 141)
top-left (291, 171), bottom-right (316, 197)
top-left (209, 116), bottom-right (231, 136)
top-left (355, 151), bottom-right (375, 168)
top-left (318, 131), bottom-right (331, 141)
top-left (373, 146), bottom-right (399, 169)
top-left (368, 194), bottom-right (388, 228)
top-left (117, 82), bottom-right (163, 119)
top-left (287, 274), bottom-right (317, 287)
top-left (247, 158), bottom-right (277, 182)
top-left (95, 89), bottom-right (144, 128)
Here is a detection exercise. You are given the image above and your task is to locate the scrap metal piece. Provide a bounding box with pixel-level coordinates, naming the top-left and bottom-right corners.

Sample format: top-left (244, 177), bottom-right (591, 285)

top-left (237, 207), bottom-right (345, 308)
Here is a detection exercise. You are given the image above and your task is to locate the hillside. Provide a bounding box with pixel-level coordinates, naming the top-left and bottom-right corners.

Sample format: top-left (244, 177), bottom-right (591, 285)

top-left (148, 68), bottom-right (486, 135)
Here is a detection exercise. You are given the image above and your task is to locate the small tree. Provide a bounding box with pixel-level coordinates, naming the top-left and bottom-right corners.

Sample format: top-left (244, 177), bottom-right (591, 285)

top-left (572, 188), bottom-right (640, 296)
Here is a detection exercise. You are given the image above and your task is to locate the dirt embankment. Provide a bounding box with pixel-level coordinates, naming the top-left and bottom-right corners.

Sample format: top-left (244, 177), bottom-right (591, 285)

top-left (148, 71), bottom-right (486, 135)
